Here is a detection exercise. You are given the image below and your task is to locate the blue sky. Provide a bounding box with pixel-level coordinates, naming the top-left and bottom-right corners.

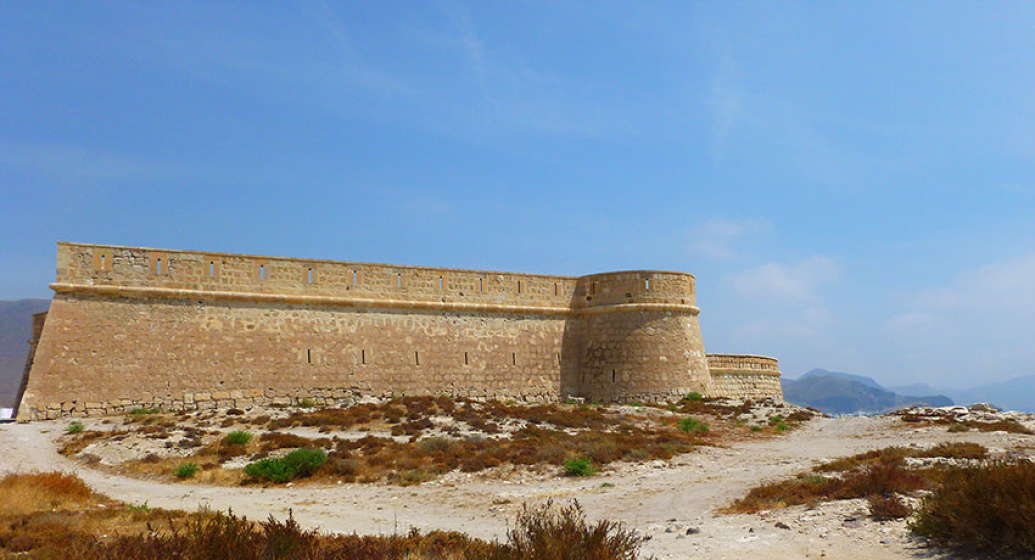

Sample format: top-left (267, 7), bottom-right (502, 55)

top-left (2, 2), bottom-right (1034, 389)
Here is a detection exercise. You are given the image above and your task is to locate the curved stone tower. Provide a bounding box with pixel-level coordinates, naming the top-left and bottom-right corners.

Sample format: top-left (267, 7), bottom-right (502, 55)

top-left (570, 271), bottom-right (710, 402)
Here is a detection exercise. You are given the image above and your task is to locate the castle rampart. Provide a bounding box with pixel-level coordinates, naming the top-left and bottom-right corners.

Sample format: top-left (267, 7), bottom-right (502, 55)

top-left (16, 243), bottom-right (780, 420)
top-left (706, 354), bottom-right (784, 400)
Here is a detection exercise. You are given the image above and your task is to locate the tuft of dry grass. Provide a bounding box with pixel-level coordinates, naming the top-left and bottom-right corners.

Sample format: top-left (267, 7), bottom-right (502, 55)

top-left (0, 472), bottom-right (99, 516)
top-left (911, 460), bottom-right (1035, 554)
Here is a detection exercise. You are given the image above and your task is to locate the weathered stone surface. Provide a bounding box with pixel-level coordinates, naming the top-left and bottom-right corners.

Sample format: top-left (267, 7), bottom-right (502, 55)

top-left (16, 242), bottom-right (782, 420)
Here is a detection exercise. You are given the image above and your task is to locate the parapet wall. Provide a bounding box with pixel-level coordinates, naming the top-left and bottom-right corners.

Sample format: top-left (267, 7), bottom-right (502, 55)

top-left (706, 354), bottom-right (783, 400)
top-left (17, 243), bottom-right (779, 420)
top-left (56, 242), bottom-right (579, 310)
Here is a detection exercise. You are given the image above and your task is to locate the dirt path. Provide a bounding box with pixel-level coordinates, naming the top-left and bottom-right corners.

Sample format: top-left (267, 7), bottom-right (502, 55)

top-left (1, 417), bottom-right (1023, 559)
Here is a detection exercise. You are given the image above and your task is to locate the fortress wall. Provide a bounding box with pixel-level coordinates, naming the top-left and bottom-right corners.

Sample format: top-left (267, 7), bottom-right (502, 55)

top-left (17, 242), bottom-right (782, 420)
top-left (58, 243), bottom-right (579, 308)
top-left (706, 354), bottom-right (783, 400)
top-left (19, 293), bottom-right (570, 420)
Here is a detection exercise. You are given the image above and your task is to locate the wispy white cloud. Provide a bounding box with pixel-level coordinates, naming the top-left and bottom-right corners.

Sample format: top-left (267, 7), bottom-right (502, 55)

top-left (708, 47), bottom-right (744, 157)
top-left (731, 256), bottom-right (840, 302)
top-left (357, 184), bottom-right (453, 215)
top-left (883, 311), bottom-right (939, 333)
top-left (435, 0), bottom-right (485, 83)
top-left (0, 143), bottom-right (176, 186)
top-left (916, 253), bottom-right (1035, 313)
top-left (689, 218), bottom-right (770, 259)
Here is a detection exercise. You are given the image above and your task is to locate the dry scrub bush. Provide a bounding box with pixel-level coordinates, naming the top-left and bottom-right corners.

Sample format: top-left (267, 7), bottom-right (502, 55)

top-left (0, 472), bottom-right (98, 516)
top-left (10, 492), bottom-right (645, 560)
top-left (911, 461), bottom-right (1035, 554)
top-left (816, 442), bottom-right (988, 473)
top-left (897, 412), bottom-right (1034, 435)
top-left (508, 500), bottom-right (644, 560)
top-left (867, 494), bottom-right (912, 520)
top-left (728, 459), bottom-right (926, 513)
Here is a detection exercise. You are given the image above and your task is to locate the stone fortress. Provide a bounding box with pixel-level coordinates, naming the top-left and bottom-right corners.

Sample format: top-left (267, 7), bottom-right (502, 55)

top-left (16, 242), bottom-right (783, 421)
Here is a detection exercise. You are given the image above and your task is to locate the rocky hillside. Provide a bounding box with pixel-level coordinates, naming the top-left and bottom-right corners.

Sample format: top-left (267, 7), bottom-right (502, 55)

top-left (783, 369), bottom-right (953, 415)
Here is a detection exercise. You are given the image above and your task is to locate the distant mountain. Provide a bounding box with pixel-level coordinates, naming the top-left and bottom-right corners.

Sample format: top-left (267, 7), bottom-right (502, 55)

top-left (783, 372), bottom-right (953, 415)
top-left (798, 368), bottom-right (883, 389)
top-left (889, 382), bottom-right (941, 397)
top-left (944, 375), bottom-right (1035, 413)
top-left (0, 299), bottom-right (51, 408)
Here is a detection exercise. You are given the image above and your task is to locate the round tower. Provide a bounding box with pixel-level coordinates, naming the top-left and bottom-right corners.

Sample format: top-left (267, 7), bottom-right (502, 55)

top-left (571, 270), bottom-right (709, 402)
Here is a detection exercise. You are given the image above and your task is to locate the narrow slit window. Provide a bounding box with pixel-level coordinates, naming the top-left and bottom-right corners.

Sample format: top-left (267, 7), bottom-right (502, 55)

top-left (591, 282), bottom-right (597, 295)
top-left (307, 349), bottom-right (312, 364)
top-left (100, 255), bottom-right (106, 269)
top-left (517, 280), bottom-right (522, 294)
top-left (361, 349), bottom-right (366, 365)
top-left (439, 276), bottom-right (444, 289)
top-left (259, 264), bottom-right (265, 280)
top-left (479, 278), bottom-right (483, 292)
top-left (645, 278), bottom-right (650, 291)
top-left (554, 283), bottom-right (558, 296)
top-left (397, 273), bottom-right (402, 288)
top-left (464, 352), bottom-right (469, 366)
top-left (156, 258), bottom-right (163, 275)
top-left (557, 353), bottom-right (561, 365)
top-left (307, 268), bottom-right (313, 283)
top-left (209, 262), bottom-right (215, 277)
top-left (353, 270), bottom-right (358, 285)
top-left (415, 351), bottom-right (420, 366)
top-left (612, 369), bottom-right (617, 383)
top-left (512, 352), bottom-right (517, 366)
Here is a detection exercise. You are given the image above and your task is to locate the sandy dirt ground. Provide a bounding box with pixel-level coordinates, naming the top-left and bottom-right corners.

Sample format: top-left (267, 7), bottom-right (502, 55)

top-left (1, 415), bottom-right (1028, 559)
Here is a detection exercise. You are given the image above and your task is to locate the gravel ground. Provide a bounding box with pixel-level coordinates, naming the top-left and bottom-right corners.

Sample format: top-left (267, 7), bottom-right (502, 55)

top-left (1, 410), bottom-right (1031, 559)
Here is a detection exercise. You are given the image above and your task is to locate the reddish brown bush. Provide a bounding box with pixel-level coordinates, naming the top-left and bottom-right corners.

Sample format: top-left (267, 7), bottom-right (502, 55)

top-left (867, 494), bottom-right (912, 519)
top-left (911, 461), bottom-right (1035, 554)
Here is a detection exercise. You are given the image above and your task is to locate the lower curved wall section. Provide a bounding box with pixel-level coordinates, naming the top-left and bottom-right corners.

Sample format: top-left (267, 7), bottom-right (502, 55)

top-left (706, 354), bottom-right (784, 401)
top-left (577, 310), bottom-right (710, 403)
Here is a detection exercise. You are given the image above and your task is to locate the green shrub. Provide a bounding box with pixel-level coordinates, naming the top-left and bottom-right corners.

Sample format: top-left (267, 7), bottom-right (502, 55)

top-left (65, 421), bottom-right (84, 434)
top-left (563, 457), bottom-right (597, 477)
top-left (129, 407), bottom-right (160, 415)
top-left (129, 501), bottom-right (150, 513)
top-left (295, 398), bottom-right (318, 409)
top-left (769, 415), bottom-right (784, 425)
top-left (750, 425), bottom-right (762, 432)
top-left (911, 461), bottom-right (1035, 554)
top-left (225, 430), bottom-right (253, 446)
top-left (244, 448), bottom-right (327, 483)
top-left (775, 422), bottom-right (790, 433)
top-left (677, 417), bottom-right (709, 434)
top-left (173, 462), bottom-right (200, 479)
top-left (683, 392), bottom-right (703, 402)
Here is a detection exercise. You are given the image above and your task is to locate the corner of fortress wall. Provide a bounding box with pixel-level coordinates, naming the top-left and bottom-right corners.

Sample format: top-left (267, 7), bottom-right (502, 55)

top-left (16, 242), bottom-right (782, 421)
